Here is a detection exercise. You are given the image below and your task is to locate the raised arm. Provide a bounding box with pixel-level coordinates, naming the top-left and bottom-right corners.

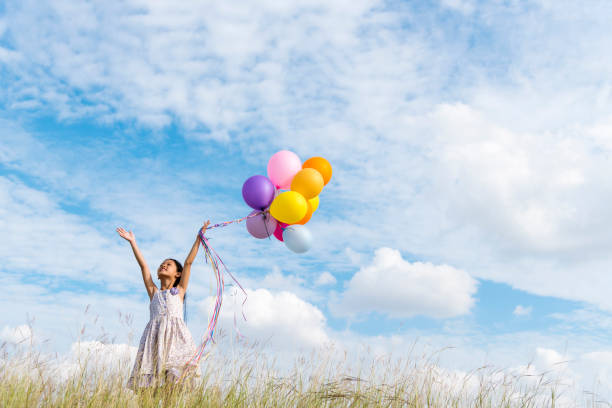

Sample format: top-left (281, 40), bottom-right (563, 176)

top-left (179, 220), bottom-right (210, 294)
top-left (116, 227), bottom-right (157, 300)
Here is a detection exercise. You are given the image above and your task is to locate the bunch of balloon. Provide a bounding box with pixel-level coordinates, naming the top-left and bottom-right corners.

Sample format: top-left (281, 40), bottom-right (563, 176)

top-left (269, 151), bottom-right (332, 253)
top-left (241, 150), bottom-right (332, 253)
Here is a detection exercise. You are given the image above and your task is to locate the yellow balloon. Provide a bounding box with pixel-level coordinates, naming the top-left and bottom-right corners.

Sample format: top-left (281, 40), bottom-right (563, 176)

top-left (290, 168), bottom-right (324, 199)
top-left (308, 196), bottom-right (319, 212)
top-left (270, 191), bottom-right (308, 224)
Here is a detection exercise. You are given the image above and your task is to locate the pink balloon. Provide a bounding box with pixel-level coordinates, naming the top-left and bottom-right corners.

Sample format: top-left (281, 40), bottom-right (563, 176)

top-left (273, 222), bottom-right (289, 242)
top-left (267, 151), bottom-right (302, 189)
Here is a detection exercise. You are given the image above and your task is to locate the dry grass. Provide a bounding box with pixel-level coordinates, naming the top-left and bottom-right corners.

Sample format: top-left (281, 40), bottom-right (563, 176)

top-left (2, 312), bottom-right (606, 408)
top-left (0, 333), bottom-right (587, 408)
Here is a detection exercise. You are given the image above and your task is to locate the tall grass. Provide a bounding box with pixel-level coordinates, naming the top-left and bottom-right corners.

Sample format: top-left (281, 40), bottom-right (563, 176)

top-left (0, 333), bottom-right (589, 408)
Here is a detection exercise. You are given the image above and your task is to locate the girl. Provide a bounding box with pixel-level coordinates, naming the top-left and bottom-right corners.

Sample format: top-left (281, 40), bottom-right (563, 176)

top-left (117, 221), bottom-right (210, 389)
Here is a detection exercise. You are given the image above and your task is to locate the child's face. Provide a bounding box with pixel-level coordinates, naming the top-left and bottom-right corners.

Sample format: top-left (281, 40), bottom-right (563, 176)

top-left (157, 259), bottom-right (179, 279)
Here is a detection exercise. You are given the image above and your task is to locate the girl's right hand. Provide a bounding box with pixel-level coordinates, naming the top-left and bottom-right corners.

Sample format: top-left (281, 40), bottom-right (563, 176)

top-left (116, 227), bottom-right (136, 243)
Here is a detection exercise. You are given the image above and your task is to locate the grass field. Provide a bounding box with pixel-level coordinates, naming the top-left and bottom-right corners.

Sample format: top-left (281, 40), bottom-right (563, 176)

top-left (1, 333), bottom-right (589, 408)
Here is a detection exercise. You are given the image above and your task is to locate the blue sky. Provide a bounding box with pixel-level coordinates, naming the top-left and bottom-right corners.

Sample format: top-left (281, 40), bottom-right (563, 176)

top-left (3, 0), bottom-right (612, 401)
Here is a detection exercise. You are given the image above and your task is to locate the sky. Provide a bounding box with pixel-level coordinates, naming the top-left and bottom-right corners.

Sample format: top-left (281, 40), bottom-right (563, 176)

top-left (2, 0), bottom-right (612, 403)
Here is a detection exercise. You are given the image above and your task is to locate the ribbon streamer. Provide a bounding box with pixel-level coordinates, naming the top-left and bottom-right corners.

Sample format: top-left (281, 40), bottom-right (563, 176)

top-left (178, 219), bottom-right (249, 381)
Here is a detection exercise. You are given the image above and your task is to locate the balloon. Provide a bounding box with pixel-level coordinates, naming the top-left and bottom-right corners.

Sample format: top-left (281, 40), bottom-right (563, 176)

top-left (246, 210), bottom-right (277, 239)
top-left (308, 196), bottom-right (319, 212)
top-left (269, 191), bottom-right (308, 224)
top-left (267, 151), bottom-right (302, 189)
top-left (290, 168), bottom-right (323, 200)
top-left (273, 222), bottom-right (289, 242)
top-left (302, 157), bottom-right (332, 185)
top-left (242, 175), bottom-right (276, 210)
top-left (283, 225), bottom-right (313, 253)
top-left (296, 200), bottom-right (313, 225)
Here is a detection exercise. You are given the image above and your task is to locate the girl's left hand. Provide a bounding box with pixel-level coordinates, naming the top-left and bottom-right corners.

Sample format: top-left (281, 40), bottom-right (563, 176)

top-left (200, 220), bottom-right (211, 235)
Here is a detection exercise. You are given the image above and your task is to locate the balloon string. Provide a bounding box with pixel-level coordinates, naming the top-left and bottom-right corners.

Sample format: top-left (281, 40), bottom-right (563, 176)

top-left (206, 210), bottom-right (266, 230)
top-left (262, 212), bottom-right (273, 239)
top-left (178, 226), bottom-right (248, 382)
top-left (203, 233), bottom-right (248, 321)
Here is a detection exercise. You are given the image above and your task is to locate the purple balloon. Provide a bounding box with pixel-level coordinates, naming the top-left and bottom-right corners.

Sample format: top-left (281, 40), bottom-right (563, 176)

top-left (242, 175), bottom-right (276, 210)
top-left (246, 210), bottom-right (278, 239)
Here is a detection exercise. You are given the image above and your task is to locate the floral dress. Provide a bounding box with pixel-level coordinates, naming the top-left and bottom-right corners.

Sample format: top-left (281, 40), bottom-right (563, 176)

top-left (127, 288), bottom-right (201, 388)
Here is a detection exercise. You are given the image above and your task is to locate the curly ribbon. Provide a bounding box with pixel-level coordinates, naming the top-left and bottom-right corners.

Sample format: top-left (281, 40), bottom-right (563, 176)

top-left (178, 214), bottom-right (253, 381)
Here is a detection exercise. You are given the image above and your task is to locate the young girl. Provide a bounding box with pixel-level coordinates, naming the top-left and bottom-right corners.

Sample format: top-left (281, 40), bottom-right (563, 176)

top-left (117, 221), bottom-right (210, 389)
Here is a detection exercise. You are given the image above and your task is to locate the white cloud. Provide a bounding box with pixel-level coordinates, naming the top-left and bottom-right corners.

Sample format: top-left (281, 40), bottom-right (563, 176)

top-left (257, 267), bottom-right (312, 300)
top-left (344, 248), bottom-right (363, 266)
top-left (532, 347), bottom-right (568, 371)
top-left (200, 288), bottom-right (329, 350)
top-left (228, 266), bottom-right (324, 304)
top-left (315, 271), bottom-right (336, 286)
top-left (0, 267), bottom-right (153, 354)
top-left (330, 248), bottom-right (478, 319)
top-left (580, 351), bottom-right (612, 396)
top-left (0, 176), bottom-right (130, 283)
top-left (513, 305), bottom-right (532, 317)
top-left (413, 103), bottom-right (612, 308)
top-left (549, 308), bottom-right (612, 334)
top-left (68, 340), bottom-right (136, 372)
top-left (0, 0), bottom-right (385, 131)
top-left (1, 324), bottom-right (34, 345)
top-left (1, 340), bottom-right (137, 386)
top-left (439, 0), bottom-right (474, 15)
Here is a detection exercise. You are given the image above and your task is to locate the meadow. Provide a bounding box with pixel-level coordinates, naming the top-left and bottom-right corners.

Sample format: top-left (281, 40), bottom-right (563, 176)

top-left (0, 327), bottom-right (593, 408)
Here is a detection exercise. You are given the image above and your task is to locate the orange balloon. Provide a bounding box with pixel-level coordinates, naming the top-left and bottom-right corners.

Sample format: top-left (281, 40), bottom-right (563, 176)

top-left (302, 157), bottom-right (332, 185)
top-left (290, 168), bottom-right (324, 199)
top-left (297, 201), bottom-right (314, 225)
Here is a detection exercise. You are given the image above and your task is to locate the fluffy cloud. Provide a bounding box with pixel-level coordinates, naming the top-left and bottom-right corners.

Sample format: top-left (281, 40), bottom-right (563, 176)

top-left (416, 103), bottom-right (612, 308)
top-left (2, 340), bottom-right (137, 385)
top-left (330, 248), bottom-right (478, 319)
top-left (0, 175), bottom-right (131, 284)
top-left (513, 305), bottom-right (532, 317)
top-left (0, 324), bottom-right (34, 345)
top-left (200, 288), bottom-right (329, 350)
top-left (0, 0), bottom-right (384, 132)
top-left (315, 271), bottom-right (336, 286)
top-left (68, 340), bottom-right (136, 372)
top-left (580, 351), bottom-right (612, 396)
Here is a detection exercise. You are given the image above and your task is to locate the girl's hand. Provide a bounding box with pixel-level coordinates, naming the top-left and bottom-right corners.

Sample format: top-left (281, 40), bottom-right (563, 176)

top-left (200, 220), bottom-right (211, 235)
top-left (116, 227), bottom-right (136, 243)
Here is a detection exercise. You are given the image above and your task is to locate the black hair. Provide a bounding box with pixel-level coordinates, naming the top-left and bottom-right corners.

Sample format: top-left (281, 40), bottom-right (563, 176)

top-left (169, 258), bottom-right (187, 322)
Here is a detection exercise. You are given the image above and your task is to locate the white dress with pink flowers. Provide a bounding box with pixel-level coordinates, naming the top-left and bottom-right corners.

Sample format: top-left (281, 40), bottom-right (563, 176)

top-left (127, 288), bottom-right (201, 388)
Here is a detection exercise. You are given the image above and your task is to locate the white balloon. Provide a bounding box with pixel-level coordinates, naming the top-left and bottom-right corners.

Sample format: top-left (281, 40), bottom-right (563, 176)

top-left (282, 225), bottom-right (313, 253)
